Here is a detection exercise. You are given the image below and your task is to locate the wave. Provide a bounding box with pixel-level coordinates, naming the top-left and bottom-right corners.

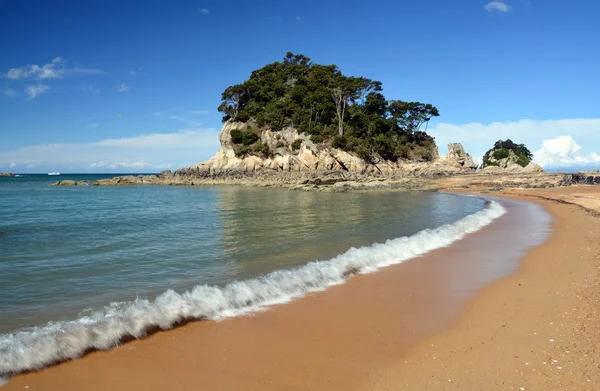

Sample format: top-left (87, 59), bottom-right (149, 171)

top-left (0, 199), bottom-right (506, 376)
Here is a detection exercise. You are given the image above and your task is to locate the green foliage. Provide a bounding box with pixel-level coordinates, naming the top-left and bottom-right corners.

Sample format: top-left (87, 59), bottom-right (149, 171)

top-left (230, 129), bottom-right (244, 144)
top-left (231, 129), bottom-right (259, 146)
top-left (275, 141), bottom-right (285, 148)
top-left (253, 142), bottom-right (271, 157)
top-left (482, 139), bottom-right (533, 168)
top-left (242, 132), bottom-right (259, 146)
top-left (235, 145), bottom-right (251, 157)
top-left (218, 52), bottom-right (440, 162)
top-left (493, 148), bottom-right (510, 160)
top-left (310, 135), bottom-right (324, 144)
top-left (332, 136), bottom-right (346, 150)
top-left (291, 139), bottom-right (303, 151)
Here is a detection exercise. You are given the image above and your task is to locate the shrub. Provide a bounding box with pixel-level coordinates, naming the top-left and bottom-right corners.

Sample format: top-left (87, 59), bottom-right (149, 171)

top-left (235, 145), bottom-right (251, 157)
top-left (230, 129), bottom-right (244, 144)
top-left (253, 143), bottom-right (271, 157)
top-left (332, 136), bottom-right (346, 149)
top-left (492, 148), bottom-right (510, 160)
top-left (242, 132), bottom-right (259, 146)
top-left (276, 141), bottom-right (285, 148)
top-left (291, 139), bottom-right (303, 151)
top-left (310, 135), bottom-right (324, 144)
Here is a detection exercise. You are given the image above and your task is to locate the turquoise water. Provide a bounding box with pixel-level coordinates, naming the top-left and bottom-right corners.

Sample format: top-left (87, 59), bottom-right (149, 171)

top-left (0, 174), bottom-right (497, 374)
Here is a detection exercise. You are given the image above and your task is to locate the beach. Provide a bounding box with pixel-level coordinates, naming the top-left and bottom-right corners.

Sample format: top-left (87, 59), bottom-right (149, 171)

top-left (2, 186), bottom-right (599, 390)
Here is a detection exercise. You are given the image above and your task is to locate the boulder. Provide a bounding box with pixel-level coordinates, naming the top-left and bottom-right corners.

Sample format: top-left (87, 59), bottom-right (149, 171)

top-left (445, 143), bottom-right (478, 169)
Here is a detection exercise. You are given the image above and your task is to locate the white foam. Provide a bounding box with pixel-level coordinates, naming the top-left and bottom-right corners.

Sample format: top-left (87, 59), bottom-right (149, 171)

top-left (0, 200), bottom-right (506, 376)
top-left (0, 377), bottom-right (8, 387)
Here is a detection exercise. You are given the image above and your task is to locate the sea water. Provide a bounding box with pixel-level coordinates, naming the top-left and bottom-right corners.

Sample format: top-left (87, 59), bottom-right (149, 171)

top-left (0, 174), bottom-right (501, 374)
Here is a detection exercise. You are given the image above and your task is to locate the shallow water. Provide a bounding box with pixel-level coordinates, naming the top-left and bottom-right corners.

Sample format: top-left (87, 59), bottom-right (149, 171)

top-left (0, 176), bottom-right (485, 335)
top-left (1, 176), bottom-right (513, 375)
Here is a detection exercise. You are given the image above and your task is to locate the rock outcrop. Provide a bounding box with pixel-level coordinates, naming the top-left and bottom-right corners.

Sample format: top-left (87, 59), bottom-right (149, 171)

top-left (194, 122), bottom-right (474, 176)
top-left (0, 173), bottom-right (15, 177)
top-left (481, 149), bottom-right (543, 173)
top-left (438, 143), bottom-right (478, 170)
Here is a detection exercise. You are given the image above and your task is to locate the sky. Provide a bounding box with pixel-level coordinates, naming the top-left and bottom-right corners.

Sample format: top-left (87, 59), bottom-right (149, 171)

top-left (1, 0), bottom-right (599, 173)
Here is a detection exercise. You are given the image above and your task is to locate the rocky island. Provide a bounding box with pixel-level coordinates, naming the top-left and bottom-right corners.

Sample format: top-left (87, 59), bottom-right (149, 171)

top-left (50, 53), bottom-right (598, 191)
top-left (0, 173), bottom-right (15, 177)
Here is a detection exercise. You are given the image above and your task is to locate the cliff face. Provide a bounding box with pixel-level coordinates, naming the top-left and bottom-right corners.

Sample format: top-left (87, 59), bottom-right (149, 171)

top-left (193, 122), bottom-right (475, 176)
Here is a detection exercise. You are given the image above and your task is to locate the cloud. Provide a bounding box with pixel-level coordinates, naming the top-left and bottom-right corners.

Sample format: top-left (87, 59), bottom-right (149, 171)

top-left (81, 86), bottom-right (100, 93)
top-left (2, 57), bottom-right (103, 80)
top-left (129, 70), bottom-right (136, 76)
top-left (428, 118), bottom-right (600, 167)
top-left (9, 162), bottom-right (17, 168)
top-left (169, 115), bottom-right (201, 128)
top-left (26, 164), bottom-right (35, 169)
top-left (88, 124), bottom-right (99, 129)
top-left (199, 8), bottom-right (209, 15)
top-left (0, 129), bottom-right (221, 173)
top-left (25, 84), bottom-right (50, 99)
top-left (485, 1), bottom-right (511, 12)
top-left (3, 88), bottom-right (15, 97)
top-left (116, 83), bottom-right (130, 92)
top-left (533, 136), bottom-right (600, 169)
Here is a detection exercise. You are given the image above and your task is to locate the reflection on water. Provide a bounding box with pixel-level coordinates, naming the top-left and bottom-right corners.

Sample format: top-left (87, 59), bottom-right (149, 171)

top-left (215, 187), bottom-right (485, 278)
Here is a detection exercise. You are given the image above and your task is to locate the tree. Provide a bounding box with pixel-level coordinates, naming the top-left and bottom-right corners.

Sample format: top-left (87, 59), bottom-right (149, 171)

top-left (218, 85), bottom-right (245, 121)
top-left (216, 53), bottom-right (440, 162)
top-left (388, 101), bottom-right (440, 133)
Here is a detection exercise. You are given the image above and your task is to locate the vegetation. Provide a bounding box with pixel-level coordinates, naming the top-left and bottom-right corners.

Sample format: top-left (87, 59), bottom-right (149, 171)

top-left (481, 139), bottom-right (533, 168)
top-left (218, 52), bottom-right (440, 162)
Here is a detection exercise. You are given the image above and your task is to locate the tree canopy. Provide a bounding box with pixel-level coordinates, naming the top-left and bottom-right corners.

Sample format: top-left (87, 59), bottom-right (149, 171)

top-left (218, 52), bottom-right (440, 162)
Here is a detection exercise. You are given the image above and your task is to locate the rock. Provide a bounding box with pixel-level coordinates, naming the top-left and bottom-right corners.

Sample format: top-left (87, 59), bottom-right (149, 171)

top-left (559, 173), bottom-right (600, 186)
top-left (481, 166), bottom-right (504, 173)
top-left (55, 180), bottom-right (77, 186)
top-left (0, 173), bottom-right (15, 177)
top-left (522, 162), bottom-right (544, 173)
top-left (444, 143), bottom-right (478, 169)
top-left (481, 149), bottom-right (544, 173)
top-left (193, 121), bottom-right (453, 176)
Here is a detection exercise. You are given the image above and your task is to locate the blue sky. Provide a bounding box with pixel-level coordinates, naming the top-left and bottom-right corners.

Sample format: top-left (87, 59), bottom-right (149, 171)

top-left (1, 0), bottom-right (599, 173)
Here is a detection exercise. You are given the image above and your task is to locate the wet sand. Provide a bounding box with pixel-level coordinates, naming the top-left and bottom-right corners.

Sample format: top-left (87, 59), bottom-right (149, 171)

top-left (3, 187), bottom-right (599, 390)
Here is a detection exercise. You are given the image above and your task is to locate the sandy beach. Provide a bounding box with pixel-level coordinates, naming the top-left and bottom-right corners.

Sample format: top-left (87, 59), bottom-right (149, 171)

top-left (3, 186), bottom-right (599, 391)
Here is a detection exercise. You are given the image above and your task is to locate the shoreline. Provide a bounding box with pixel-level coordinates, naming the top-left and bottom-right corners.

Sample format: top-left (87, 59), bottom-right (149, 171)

top-left (364, 187), bottom-right (600, 390)
top-left (3, 187), bottom-right (597, 390)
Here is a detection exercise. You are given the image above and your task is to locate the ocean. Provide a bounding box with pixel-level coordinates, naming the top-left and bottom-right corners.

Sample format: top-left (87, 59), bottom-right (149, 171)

top-left (0, 174), bottom-right (504, 375)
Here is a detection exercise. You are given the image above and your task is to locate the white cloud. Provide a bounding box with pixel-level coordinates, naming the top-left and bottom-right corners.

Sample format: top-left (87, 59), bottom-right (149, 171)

top-left (26, 164), bottom-right (35, 168)
top-left (199, 8), bottom-right (209, 15)
top-left (0, 129), bottom-right (221, 173)
top-left (534, 136), bottom-right (600, 168)
top-left (169, 115), bottom-right (201, 129)
top-left (485, 1), bottom-right (511, 12)
top-left (3, 88), bottom-right (15, 97)
top-left (25, 84), bottom-right (50, 99)
top-left (129, 70), bottom-right (136, 75)
top-left (82, 86), bottom-right (100, 93)
top-left (88, 124), bottom-right (99, 129)
top-left (2, 57), bottom-right (103, 80)
top-left (9, 163), bottom-right (17, 168)
top-left (428, 118), bottom-right (600, 167)
top-left (116, 83), bottom-right (130, 92)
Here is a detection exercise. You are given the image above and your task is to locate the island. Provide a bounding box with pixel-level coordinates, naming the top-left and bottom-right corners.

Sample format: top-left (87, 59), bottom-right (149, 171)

top-left (51, 53), bottom-right (599, 190)
top-left (0, 173), bottom-right (15, 177)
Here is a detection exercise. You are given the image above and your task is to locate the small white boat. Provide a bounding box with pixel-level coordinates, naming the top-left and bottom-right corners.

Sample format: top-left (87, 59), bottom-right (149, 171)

top-left (48, 172), bottom-right (61, 176)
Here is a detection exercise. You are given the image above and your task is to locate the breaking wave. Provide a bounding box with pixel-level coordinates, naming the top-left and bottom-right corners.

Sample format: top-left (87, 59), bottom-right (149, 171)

top-left (0, 200), bottom-right (506, 376)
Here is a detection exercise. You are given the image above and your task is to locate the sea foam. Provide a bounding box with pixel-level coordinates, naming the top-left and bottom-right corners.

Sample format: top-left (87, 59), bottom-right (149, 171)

top-left (0, 200), bottom-right (506, 376)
